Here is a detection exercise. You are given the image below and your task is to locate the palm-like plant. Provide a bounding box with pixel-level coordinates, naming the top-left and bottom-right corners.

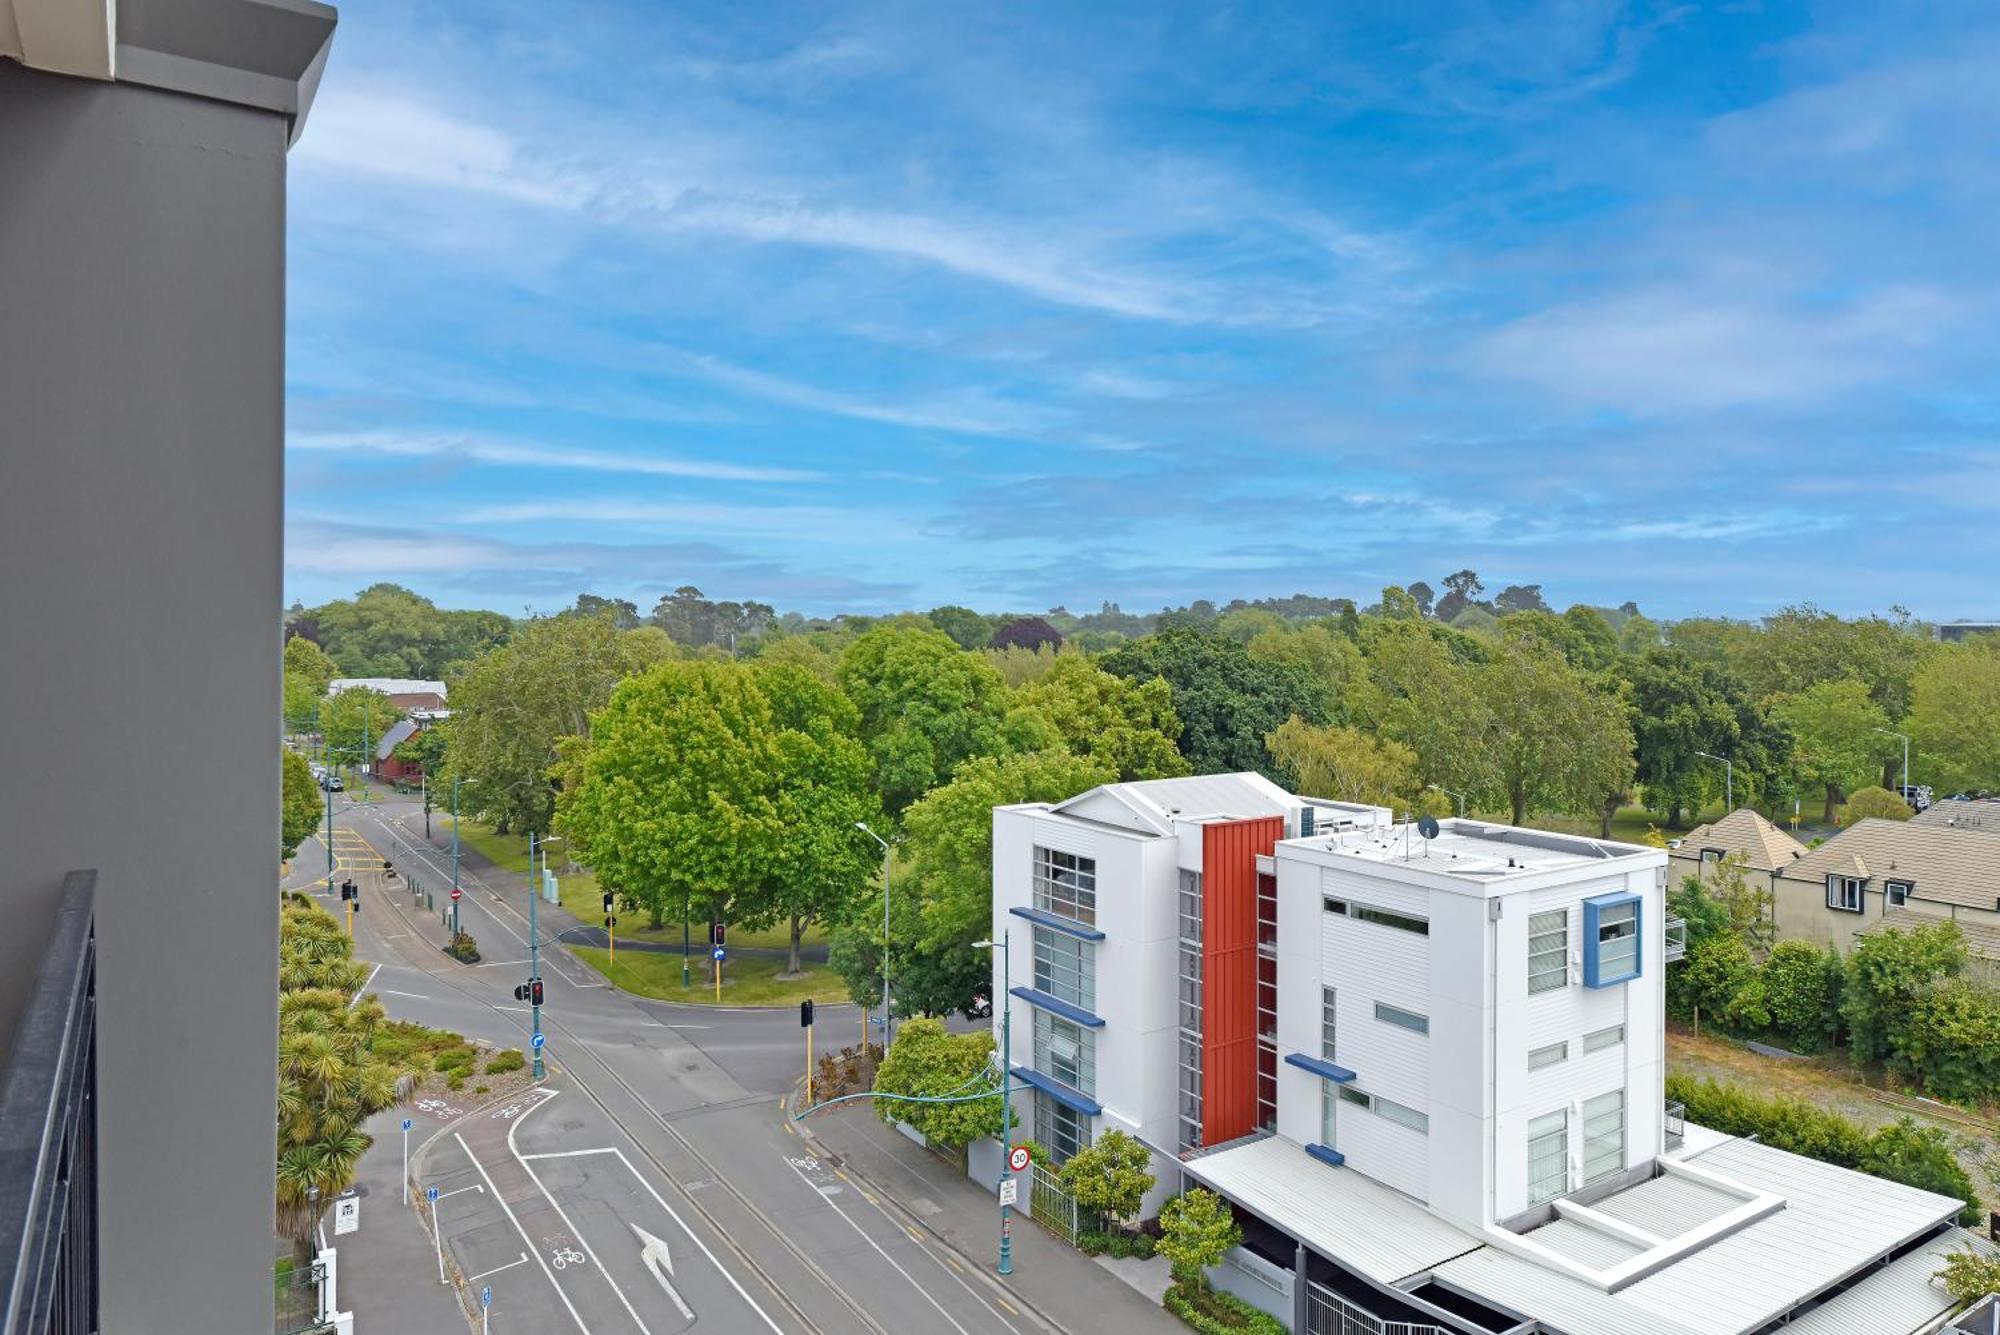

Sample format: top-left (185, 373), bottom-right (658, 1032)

top-left (275, 907), bottom-right (407, 1266)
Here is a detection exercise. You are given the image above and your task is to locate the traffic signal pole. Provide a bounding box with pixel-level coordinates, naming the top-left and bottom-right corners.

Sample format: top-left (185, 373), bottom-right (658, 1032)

top-left (528, 831), bottom-right (544, 1080)
top-left (449, 778), bottom-right (461, 939)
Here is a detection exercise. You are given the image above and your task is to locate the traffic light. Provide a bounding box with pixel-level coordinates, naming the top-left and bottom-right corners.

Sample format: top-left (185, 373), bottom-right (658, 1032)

top-left (800, 1000), bottom-right (814, 1028)
top-left (602, 891), bottom-right (614, 913)
top-left (340, 878), bottom-right (355, 901)
top-left (710, 922), bottom-right (726, 947)
top-left (604, 915), bottom-right (616, 929)
top-left (513, 983), bottom-right (530, 1002)
top-left (530, 978), bottom-right (545, 1007)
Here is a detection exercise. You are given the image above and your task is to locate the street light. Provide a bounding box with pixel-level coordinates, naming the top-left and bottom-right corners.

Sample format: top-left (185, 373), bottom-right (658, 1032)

top-left (526, 833), bottom-right (562, 1080)
top-left (1875, 728), bottom-right (1911, 799)
top-left (971, 934), bottom-right (1014, 1276)
top-left (1696, 752), bottom-right (1732, 811)
top-left (857, 821), bottom-right (895, 1048)
top-left (1426, 783), bottom-right (1466, 819)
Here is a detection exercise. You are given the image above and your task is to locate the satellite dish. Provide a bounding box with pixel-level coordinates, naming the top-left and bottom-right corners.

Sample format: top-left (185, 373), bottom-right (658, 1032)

top-left (1417, 815), bottom-right (1441, 841)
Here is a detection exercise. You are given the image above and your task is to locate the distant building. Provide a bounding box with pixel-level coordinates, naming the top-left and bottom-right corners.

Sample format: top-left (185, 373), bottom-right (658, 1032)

top-left (1933, 620), bottom-right (2000, 642)
top-left (987, 775), bottom-right (1987, 1333)
top-left (1913, 797), bottom-right (2000, 835)
top-left (1667, 808), bottom-right (1808, 906)
top-left (374, 712), bottom-right (448, 783)
top-left (328, 676), bottom-right (448, 711)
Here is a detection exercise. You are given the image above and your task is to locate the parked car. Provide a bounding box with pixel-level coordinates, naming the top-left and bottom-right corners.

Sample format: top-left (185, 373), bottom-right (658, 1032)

top-left (966, 992), bottom-right (993, 1018)
top-left (319, 773), bottom-right (344, 792)
top-left (1897, 784), bottom-right (1934, 813)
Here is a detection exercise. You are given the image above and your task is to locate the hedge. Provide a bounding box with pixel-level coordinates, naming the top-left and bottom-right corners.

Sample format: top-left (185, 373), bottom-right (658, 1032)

top-left (1163, 1282), bottom-right (1286, 1335)
top-left (1667, 1074), bottom-right (1978, 1224)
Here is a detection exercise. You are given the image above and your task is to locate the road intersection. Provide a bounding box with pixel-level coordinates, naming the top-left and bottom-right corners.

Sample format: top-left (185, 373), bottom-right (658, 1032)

top-left (301, 785), bottom-right (1050, 1335)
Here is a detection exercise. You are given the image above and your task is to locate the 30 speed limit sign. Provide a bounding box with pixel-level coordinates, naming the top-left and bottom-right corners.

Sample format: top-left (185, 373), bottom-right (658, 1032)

top-left (1008, 1146), bottom-right (1031, 1173)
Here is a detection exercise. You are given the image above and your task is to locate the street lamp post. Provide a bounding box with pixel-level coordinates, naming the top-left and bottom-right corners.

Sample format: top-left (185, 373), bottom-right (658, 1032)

top-left (972, 933), bottom-right (1014, 1276)
top-left (527, 833), bottom-right (560, 1080)
top-left (1426, 783), bottom-right (1467, 818)
top-left (449, 777), bottom-right (462, 939)
top-left (1696, 751), bottom-right (1733, 811)
top-left (1875, 728), bottom-right (1911, 798)
top-left (858, 822), bottom-right (894, 1048)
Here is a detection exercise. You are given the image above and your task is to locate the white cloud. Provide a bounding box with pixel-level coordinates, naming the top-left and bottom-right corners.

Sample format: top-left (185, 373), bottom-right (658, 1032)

top-left (287, 430), bottom-right (820, 483)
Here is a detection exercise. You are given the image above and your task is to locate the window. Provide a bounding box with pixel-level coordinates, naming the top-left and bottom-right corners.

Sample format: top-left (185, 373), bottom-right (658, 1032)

top-left (1700, 848), bottom-right (1722, 868)
top-left (1032, 926), bottom-right (1094, 1012)
top-left (1826, 874), bottom-right (1864, 913)
top-left (1034, 1010), bottom-right (1095, 1096)
top-left (1321, 988), bottom-right (1338, 1061)
top-left (1584, 895), bottom-right (1641, 987)
top-left (1257, 954), bottom-right (1277, 1041)
top-left (1582, 1025), bottom-right (1624, 1054)
top-left (1321, 1082), bottom-right (1338, 1145)
top-left (1338, 1086), bottom-right (1370, 1109)
top-left (1375, 1002), bottom-right (1430, 1035)
top-left (1177, 1031), bottom-right (1203, 1151)
top-left (1528, 1041), bottom-right (1568, 1072)
top-left (1335, 1088), bottom-right (1428, 1134)
top-left (1326, 896), bottom-right (1430, 935)
top-left (1527, 1110), bottom-right (1569, 1205)
top-left (1034, 847), bottom-right (1097, 925)
top-left (1582, 1090), bottom-right (1626, 1185)
top-left (1257, 871), bottom-right (1277, 949)
top-left (1528, 909), bottom-right (1569, 994)
top-left (1035, 1093), bottom-right (1090, 1165)
top-left (1179, 868), bottom-right (1204, 943)
top-left (1178, 948), bottom-right (1203, 1034)
top-left (1886, 880), bottom-right (1912, 907)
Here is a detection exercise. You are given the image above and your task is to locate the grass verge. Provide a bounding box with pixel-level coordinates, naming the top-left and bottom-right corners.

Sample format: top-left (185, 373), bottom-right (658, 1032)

top-left (570, 945), bottom-right (848, 1007)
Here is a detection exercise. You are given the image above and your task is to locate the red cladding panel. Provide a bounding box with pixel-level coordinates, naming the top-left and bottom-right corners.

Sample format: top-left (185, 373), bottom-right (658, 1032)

top-left (1201, 816), bottom-right (1284, 1146)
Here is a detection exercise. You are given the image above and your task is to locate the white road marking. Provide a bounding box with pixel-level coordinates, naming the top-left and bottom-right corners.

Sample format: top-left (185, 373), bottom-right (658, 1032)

top-left (608, 1145), bottom-right (785, 1334)
top-left (781, 1156), bottom-right (975, 1335)
top-left (519, 1148), bottom-right (620, 1161)
top-left (467, 1252), bottom-right (530, 1283)
top-left (437, 1183), bottom-right (487, 1200)
top-left (380, 988), bottom-right (431, 1000)
top-left (506, 1094), bottom-right (653, 1335)
top-left (633, 1224), bottom-right (695, 1321)
top-left (470, 959), bottom-right (533, 968)
top-left (348, 963), bottom-right (383, 1009)
top-left (450, 1131), bottom-right (591, 1335)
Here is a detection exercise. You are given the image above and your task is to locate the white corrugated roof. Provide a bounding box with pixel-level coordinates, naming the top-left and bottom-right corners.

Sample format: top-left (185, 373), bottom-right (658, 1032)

top-left (1783, 1230), bottom-right (1994, 1335)
top-left (1051, 772), bottom-right (1294, 837)
top-left (1435, 1136), bottom-right (1966, 1335)
top-left (1590, 1171), bottom-right (1741, 1238)
top-left (375, 717), bottom-right (419, 761)
top-left (328, 677), bottom-right (447, 698)
top-left (1179, 1135), bottom-right (1480, 1285)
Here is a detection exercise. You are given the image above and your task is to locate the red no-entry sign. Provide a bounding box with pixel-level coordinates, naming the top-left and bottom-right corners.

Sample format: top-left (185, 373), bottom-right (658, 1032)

top-left (450, 886), bottom-right (462, 901)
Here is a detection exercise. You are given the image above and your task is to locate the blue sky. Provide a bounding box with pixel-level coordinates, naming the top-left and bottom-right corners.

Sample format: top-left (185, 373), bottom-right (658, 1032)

top-left (284, 1), bottom-right (2000, 621)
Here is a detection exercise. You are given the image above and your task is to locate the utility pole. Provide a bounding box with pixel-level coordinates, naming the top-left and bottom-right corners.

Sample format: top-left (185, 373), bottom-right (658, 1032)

top-left (682, 886), bottom-right (691, 989)
top-left (528, 831), bottom-right (544, 1079)
top-left (449, 777), bottom-right (462, 939)
top-left (859, 822), bottom-right (894, 1047)
top-left (973, 933), bottom-right (1015, 1276)
top-left (1697, 751), bottom-right (1733, 811)
top-left (1876, 728), bottom-right (1911, 799)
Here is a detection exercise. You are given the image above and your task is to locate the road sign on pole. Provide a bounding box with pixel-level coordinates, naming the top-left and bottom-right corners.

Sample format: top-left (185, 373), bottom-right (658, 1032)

top-left (531, 1032), bottom-right (545, 1050)
top-left (998, 1177), bottom-right (1018, 1207)
top-left (1009, 1145), bottom-right (1031, 1173)
top-left (402, 1117), bottom-right (412, 1189)
top-left (450, 885), bottom-right (462, 902)
top-left (427, 1186), bottom-right (444, 1284)
top-left (712, 946), bottom-right (726, 961)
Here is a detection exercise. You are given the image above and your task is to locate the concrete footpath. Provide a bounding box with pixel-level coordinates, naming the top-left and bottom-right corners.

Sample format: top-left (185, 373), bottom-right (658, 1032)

top-left (800, 1104), bottom-right (1183, 1334)
top-left (329, 1109), bottom-right (472, 1334)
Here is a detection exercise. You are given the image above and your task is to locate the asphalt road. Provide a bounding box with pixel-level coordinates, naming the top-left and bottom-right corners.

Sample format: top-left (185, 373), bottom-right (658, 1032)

top-left (298, 787), bottom-right (1045, 1335)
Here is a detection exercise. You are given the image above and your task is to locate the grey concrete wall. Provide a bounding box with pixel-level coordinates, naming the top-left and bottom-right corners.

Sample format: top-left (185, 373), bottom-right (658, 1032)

top-left (0, 58), bottom-right (286, 1332)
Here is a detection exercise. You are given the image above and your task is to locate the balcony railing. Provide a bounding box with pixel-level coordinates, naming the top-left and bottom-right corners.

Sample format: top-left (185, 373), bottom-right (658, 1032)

top-left (1665, 1099), bottom-right (1686, 1151)
top-left (1663, 914), bottom-right (1688, 963)
top-left (0, 871), bottom-right (99, 1335)
top-left (1305, 1281), bottom-right (1449, 1335)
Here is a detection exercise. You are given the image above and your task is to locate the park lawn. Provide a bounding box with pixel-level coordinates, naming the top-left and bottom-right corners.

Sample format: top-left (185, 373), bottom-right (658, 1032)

top-left (571, 945), bottom-right (847, 1007)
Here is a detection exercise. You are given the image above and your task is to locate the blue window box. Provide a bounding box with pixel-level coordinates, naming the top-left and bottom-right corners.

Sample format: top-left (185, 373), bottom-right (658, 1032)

top-left (1010, 1066), bottom-right (1102, 1117)
top-left (1009, 986), bottom-right (1106, 1029)
top-left (1009, 905), bottom-right (1105, 941)
top-left (1305, 1143), bottom-right (1346, 1168)
top-left (1283, 1053), bottom-right (1357, 1084)
top-left (1584, 891), bottom-right (1643, 988)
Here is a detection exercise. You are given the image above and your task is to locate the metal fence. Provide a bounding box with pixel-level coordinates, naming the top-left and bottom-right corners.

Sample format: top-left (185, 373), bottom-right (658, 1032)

top-left (273, 1261), bottom-right (330, 1335)
top-left (0, 871), bottom-right (99, 1335)
top-left (1664, 1099), bottom-right (1686, 1150)
top-left (1304, 1281), bottom-right (1448, 1335)
top-left (1028, 1162), bottom-right (1094, 1245)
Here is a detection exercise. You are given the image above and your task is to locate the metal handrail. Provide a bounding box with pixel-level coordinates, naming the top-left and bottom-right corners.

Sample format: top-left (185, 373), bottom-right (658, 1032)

top-left (1663, 915), bottom-right (1688, 963)
top-left (0, 871), bottom-right (98, 1335)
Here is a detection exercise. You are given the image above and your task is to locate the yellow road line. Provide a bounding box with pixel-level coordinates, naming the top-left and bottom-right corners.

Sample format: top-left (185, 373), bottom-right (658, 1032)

top-left (943, 1254), bottom-right (964, 1274)
top-left (996, 1298), bottom-right (1018, 1317)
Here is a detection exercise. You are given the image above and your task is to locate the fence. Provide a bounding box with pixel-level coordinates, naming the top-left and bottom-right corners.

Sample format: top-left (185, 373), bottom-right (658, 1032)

top-left (272, 1261), bottom-right (330, 1335)
top-left (1304, 1281), bottom-right (1448, 1335)
top-left (1028, 1162), bottom-right (1098, 1245)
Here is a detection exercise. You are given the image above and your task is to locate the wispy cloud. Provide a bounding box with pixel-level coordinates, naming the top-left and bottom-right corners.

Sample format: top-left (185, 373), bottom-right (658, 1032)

top-left (288, 430), bottom-right (820, 483)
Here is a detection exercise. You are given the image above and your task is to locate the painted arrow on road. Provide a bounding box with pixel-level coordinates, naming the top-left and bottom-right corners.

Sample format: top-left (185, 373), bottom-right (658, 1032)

top-left (632, 1222), bottom-right (694, 1321)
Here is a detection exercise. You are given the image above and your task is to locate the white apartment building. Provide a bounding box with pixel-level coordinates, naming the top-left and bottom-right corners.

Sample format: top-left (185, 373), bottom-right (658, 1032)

top-left (991, 774), bottom-right (1992, 1335)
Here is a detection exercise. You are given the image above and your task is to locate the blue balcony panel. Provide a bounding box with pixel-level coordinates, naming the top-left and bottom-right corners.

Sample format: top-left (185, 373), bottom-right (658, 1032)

top-left (1010, 1066), bottom-right (1102, 1117)
top-left (1284, 1053), bottom-right (1357, 1084)
top-left (1008, 905), bottom-right (1106, 941)
top-left (1009, 986), bottom-right (1106, 1029)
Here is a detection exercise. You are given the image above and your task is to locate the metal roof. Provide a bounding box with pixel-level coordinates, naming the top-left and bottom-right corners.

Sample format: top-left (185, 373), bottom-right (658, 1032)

top-left (1050, 772), bottom-right (1296, 837)
top-left (327, 677), bottom-right (447, 698)
top-left (1783, 1229), bottom-right (1994, 1335)
top-left (1590, 1171), bottom-right (1741, 1239)
top-left (1178, 1134), bottom-right (1480, 1285)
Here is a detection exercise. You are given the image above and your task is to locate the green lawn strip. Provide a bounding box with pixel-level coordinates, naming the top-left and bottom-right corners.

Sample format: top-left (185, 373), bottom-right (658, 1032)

top-left (570, 945), bottom-right (847, 1007)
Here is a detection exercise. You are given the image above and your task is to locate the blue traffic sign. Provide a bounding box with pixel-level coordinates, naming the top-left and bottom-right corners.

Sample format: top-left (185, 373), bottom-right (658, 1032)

top-left (426, 1186), bottom-right (438, 1202)
top-left (481, 1286), bottom-right (491, 1309)
top-left (713, 946), bottom-right (726, 961)
top-left (531, 1032), bottom-right (546, 1049)
top-left (401, 1118), bottom-right (412, 1132)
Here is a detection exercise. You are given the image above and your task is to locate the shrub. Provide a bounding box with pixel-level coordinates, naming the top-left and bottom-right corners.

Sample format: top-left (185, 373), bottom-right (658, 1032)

top-left (1935, 1242), bottom-right (2000, 1304)
top-left (1844, 922), bottom-right (1967, 1067)
top-left (1894, 978), bottom-right (2000, 1102)
top-left (1681, 935), bottom-right (1764, 1029)
top-left (1163, 1283), bottom-right (1285, 1335)
top-left (474, 1083), bottom-right (490, 1094)
top-left (484, 1049), bottom-right (526, 1075)
top-left (1158, 1189), bottom-right (1241, 1291)
top-left (872, 1019), bottom-right (1007, 1150)
top-left (1859, 1119), bottom-right (1981, 1226)
top-left (1058, 1129), bottom-right (1156, 1228)
top-left (1078, 1229), bottom-right (1156, 1259)
top-left (434, 1047), bottom-right (478, 1075)
top-left (444, 932), bottom-right (481, 964)
top-left (1844, 786), bottom-right (1914, 822)
top-left (446, 1070), bottom-right (465, 1091)
top-left (1761, 940), bottom-right (1843, 1052)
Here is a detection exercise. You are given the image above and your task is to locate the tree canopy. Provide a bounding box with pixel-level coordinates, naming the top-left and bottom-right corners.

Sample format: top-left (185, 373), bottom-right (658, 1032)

top-left (1101, 626), bottom-right (1330, 776)
top-left (281, 750), bottom-right (322, 863)
top-left (838, 623), bottom-right (1013, 812)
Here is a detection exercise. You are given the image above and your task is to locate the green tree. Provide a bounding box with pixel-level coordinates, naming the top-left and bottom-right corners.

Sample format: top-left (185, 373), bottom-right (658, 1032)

top-left (1707, 853), bottom-right (1775, 951)
top-left (1681, 934), bottom-right (1766, 1031)
top-left (445, 614), bottom-right (670, 834)
top-left (1478, 640), bottom-right (1634, 827)
top-left (838, 623), bottom-right (1012, 812)
top-left (871, 1018), bottom-right (1007, 1149)
top-left (1009, 655), bottom-right (1189, 781)
top-left (1265, 717), bottom-right (1418, 809)
top-left (281, 750), bottom-right (323, 863)
top-left (1907, 640), bottom-right (2000, 795)
top-left (1858, 1119), bottom-right (1979, 1225)
top-left (1625, 649), bottom-right (1776, 825)
top-left (278, 901), bottom-right (371, 994)
top-left (308, 582), bottom-right (510, 677)
top-left (1894, 978), bottom-right (2000, 1102)
top-left (557, 662), bottom-right (783, 930)
top-left (1843, 921), bottom-right (1968, 1068)
top-left (1771, 679), bottom-right (1889, 822)
top-left (1350, 620), bottom-right (1491, 797)
top-left (828, 750), bottom-right (1115, 1018)
top-left (1158, 1188), bottom-right (1241, 1291)
top-left (744, 662), bottom-right (883, 974)
top-left (1843, 786), bottom-right (1913, 822)
top-left (320, 687), bottom-right (402, 774)
top-left (1245, 623), bottom-right (1362, 719)
top-left (1058, 1129), bottom-right (1156, 1230)
top-left (283, 636), bottom-right (340, 730)
top-left (1934, 1242), bottom-right (2000, 1304)
top-left (1761, 940), bottom-right (1843, 1052)
top-left (1101, 627), bottom-right (1331, 776)
top-left (926, 605), bottom-right (995, 650)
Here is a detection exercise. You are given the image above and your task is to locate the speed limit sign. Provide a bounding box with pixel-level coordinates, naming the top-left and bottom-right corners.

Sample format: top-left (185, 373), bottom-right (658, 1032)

top-left (1008, 1145), bottom-right (1031, 1173)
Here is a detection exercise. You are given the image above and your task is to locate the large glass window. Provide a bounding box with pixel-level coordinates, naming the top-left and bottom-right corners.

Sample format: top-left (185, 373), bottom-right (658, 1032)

top-left (1582, 1090), bottom-right (1626, 1185)
top-left (1376, 1097), bottom-right (1428, 1134)
top-left (1032, 926), bottom-right (1094, 1012)
top-left (1326, 897), bottom-right (1429, 935)
top-left (1527, 1110), bottom-right (1569, 1205)
top-left (1320, 1082), bottom-right (1338, 1146)
top-left (1586, 897), bottom-right (1640, 986)
top-left (1033, 1010), bottom-right (1095, 1096)
top-left (1036, 1093), bottom-right (1090, 1165)
top-left (1034, 847), bottom-right (1097, 925)
top-left (1321, 988), bottom-right (1338, 1061)
top-left (1528, 909), bottom-right (1568, 994)
top-left (1374, 1002), bottom-right (1429, 1035)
